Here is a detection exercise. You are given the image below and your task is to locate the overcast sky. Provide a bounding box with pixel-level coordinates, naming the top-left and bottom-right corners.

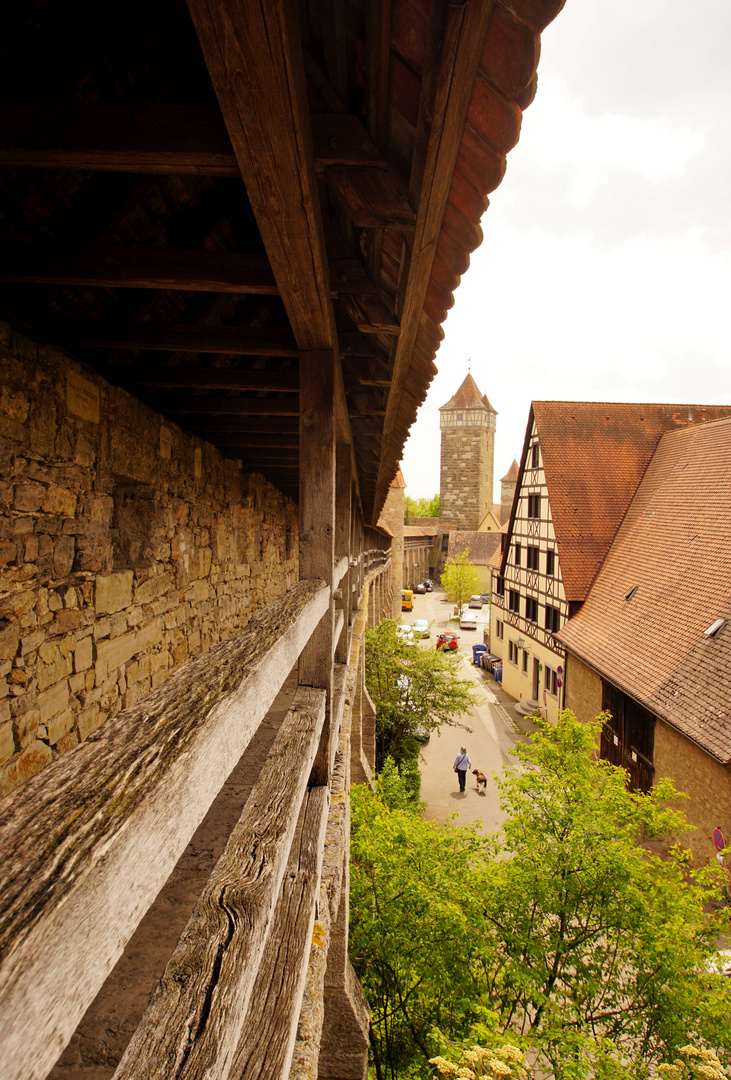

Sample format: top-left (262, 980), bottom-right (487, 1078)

top-left (400, 0), bottom-right (731, 501)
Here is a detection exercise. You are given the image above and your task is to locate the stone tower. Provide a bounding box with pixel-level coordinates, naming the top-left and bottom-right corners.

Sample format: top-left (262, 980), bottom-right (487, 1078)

top-left (439, 374), bottom-right (497, 530)
top-left (500, 459), bottom-right (519, 524)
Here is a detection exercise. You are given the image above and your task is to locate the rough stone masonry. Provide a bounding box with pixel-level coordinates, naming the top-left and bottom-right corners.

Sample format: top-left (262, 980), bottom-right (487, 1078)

top-left (0, 322), bottom-right (299, 798)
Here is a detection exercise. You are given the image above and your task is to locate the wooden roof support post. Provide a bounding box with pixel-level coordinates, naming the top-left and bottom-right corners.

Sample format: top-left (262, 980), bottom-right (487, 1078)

top-left (335, 443), bottom-right (353, 664)
top-left (299, 350), bottom-right (337, 785)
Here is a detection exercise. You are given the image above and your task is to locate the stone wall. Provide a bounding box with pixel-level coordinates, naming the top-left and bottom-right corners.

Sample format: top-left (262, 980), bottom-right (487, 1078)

top-left (0, 323), bottom-right (298, 798)
top-left (564, 654), bottom-right (603, 725)
top-left (654, 721), bottom-right (731, 866)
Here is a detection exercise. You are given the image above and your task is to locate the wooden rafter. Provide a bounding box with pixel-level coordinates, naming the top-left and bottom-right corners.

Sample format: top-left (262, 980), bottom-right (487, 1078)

top-left (45, 323), bottom-right (299, 357)
top-left (375, 0), bottom-right (496, 520)
top-left (186, 0), bottom-right (333, 353)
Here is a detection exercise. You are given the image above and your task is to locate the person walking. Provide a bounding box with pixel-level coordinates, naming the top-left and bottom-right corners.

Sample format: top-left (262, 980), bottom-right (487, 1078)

top-left (453, 746), bottom-right (471, 793)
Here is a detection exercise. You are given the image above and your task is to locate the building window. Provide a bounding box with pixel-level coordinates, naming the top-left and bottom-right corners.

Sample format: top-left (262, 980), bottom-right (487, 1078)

top-left (514, 542), bottom-right (521, 566)
top-left (526, 545), bottom-right (539, 570)
top-left (531, 443), bottom-right (539, 469)
top-left (545, 665), bottom-right (558, 696)
top-left (525, 596), bottom-right (538, 623)
top-left (508, 640), bottom-right (518, 664)
top-left (456, 438), bottom-right (461, 448)
top-left (546, 549), bottom-right (555, 576)
top-left (457, 412), bottom-right (463, 420)
top-left (495, 575), bottom-right (505, 596)
top-left (527, 493), bottom-right (541, 519)
top-left (508, 589), bottom-right (520, 614)
top-left (522, 649), bottom-right (529, 673)
top-left (495, 619), bottom-right (504, 640)
top-left (546, 605), bottom-right (561, 633)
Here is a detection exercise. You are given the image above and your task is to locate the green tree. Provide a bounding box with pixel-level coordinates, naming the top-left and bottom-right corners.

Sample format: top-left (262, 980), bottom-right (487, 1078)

top-left (440, 549), bottom-right (482, 610)
top-left (350, 711), bottom-right (731, 1080)
top-left (404, 493), bottom-right (440, 524)
top-left (365, 618), bottom-right (477, 774)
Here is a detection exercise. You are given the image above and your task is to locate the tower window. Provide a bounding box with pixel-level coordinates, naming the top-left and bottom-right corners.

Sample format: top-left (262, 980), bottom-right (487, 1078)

top-left (457, 412), bottom-right (463, 420)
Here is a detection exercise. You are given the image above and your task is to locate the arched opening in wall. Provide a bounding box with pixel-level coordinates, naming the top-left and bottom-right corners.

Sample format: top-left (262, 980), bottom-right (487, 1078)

top-left (111, 478), bottom-right (155, 570)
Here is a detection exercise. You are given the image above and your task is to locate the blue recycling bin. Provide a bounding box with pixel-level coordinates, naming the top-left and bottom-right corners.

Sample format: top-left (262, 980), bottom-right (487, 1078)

top-left (493, 663), bottom-right (502, 683)
top-left (472, 643), bottom-right (487, 665)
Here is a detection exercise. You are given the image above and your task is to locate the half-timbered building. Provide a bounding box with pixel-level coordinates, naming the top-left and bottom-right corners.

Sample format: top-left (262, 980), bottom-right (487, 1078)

top-left (0, 2), bottom-right (569, 1078)
top-left (490, 401), bottom-right (731, 723)
top-left (557, 415), bottom-right (731, 864)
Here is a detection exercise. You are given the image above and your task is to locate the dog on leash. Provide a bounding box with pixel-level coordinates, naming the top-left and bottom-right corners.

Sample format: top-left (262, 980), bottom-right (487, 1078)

top-left (472, 768), bottom-right (487, 792)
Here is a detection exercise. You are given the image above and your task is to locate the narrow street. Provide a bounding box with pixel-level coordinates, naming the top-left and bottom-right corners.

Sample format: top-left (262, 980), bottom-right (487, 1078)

top-left (402, 587), bottom-right (539, 832)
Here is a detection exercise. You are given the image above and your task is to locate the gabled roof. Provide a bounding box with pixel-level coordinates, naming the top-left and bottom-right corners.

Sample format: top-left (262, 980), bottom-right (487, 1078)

top-left (557, 416), bottom-right (731, 762)
top-left (501, 459), bottom-right (519, 482)
top-left (440, 374), bottom-right (493, 413)
top-left (391, 468), bottom-right (407, 490)
top-left (506, 401), bottom-right (731, 601)
top-left (447, 529), bottom-right (502, 564)
top-left (403, 524), bottom-right (439, 538)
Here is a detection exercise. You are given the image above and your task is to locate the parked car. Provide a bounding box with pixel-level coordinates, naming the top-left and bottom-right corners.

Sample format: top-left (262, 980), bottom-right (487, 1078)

top-left (423, 579), bottom-right (434, 591)
top-left (459, 611), bottom-right (478, 630)
top-left (413, 582), bottom-right (426, 594)
top-left (480, 592), bottom-right (491, 603)
top-left (468, 594), bottom-right (483, 608)
top-left (395, 625), bottom-right (416, 646)
top-left (436, 631), bottom-right (459, 650)
top-left (413, 619), bottom-right (430, 638)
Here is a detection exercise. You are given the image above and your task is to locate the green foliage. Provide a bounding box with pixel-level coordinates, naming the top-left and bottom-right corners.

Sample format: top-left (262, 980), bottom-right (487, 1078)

top-left (350, 784), bottom-right (494, 1080)
top-left (440, 549), bottom-right (482, 610)
top-left (376, 756), bottom-right (424, 813)
top-left (365, 618), bottom-right (477, 772)
top-left (405, 493), bottom-right (440, 524)
top-left (350, 711), bottom-right (731, 1080)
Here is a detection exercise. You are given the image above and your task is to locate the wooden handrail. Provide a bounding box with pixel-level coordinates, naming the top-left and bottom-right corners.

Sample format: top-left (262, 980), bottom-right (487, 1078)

top-left (0, 580), bottom-right (329, 1080)
top-left (113, 687), bottom-right (327, 1080)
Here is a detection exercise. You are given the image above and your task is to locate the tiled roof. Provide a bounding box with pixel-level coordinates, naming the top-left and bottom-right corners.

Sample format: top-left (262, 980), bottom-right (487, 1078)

top-left (390, 468), bottom-right (407, 490)
top-left (531, 401), bottom-right (731, 601)
top-left (447, 530), bottom-right (502, 564)
top-left (557, 416), bottom-right (731, 762)
top-left (501, 459), bottom-right (519, 482)
top-left (440, 374), bottom-right (492, 412)
top-left (403, 525), bottom-right (438, 538)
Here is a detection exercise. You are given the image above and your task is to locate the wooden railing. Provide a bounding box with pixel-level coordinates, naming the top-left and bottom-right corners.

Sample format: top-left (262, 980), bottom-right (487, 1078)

top-left (0, 580), bottom-right (330, 1080)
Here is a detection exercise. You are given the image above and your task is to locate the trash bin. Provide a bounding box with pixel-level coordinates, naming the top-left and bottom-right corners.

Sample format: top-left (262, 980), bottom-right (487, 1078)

top-left (493, 663), bottom-right (502, 683)
top-left (472, 643), bottom-right (487, 665)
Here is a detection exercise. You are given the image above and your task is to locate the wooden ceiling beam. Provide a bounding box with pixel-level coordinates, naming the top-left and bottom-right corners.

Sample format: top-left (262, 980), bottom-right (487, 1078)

top-left (111, 367), bottom-right (298, 392)
top-left (189, 418), bottom-right (299, 435)
top-left (0, 104), bottom-right (240, 175)
top-left (186, 0), bottom-right (333, 353)
top-left (0, 105), bottom-right (392, 175)
top-left (161, 396), bottom-right (300, 416)
top-left (198, 433), bottom-right (298, 448)
top-left (375, 0), bottom-right (496, 520)
top-left (0, 248), bottom-right (278, 294)
top-left (44, 322), bottom-right (299, 357)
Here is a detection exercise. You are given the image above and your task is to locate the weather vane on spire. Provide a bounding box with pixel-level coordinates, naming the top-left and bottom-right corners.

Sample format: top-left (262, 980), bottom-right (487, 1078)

top-left (467, 356), bottom-right (471, 373)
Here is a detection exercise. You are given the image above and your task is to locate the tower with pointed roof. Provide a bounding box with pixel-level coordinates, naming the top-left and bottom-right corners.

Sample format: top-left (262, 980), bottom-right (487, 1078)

top-left (500, 459), bottom-right (519, 524)
top-left (439, 374), bottom-right (497, 530)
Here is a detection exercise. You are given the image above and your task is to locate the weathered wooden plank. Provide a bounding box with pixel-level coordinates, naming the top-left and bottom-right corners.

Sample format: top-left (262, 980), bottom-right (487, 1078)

top-left (113, 686), bottom-right (327, 1080)
top-left (161, 396), bottom-right (300, 417)
top-left (327, 166), bottom-right (416, 229)
top-left (0, 103), bottom-right (239, 174)
top-left (338, 291), bottom-right (400, 335)
top-left (0, 581), bottom-right (329, 1080)
top-left (188, 418), bottom-right (299, 435)
top-left (299, 350), bottom-right (336, 784)
top-left (228, 784), bottom-right (330, 1080)
top-left (0, 248), bottom-right (278, 293)
top-left (311, 114), bottom-right (386, 171)
top-left (187, 0), bottom-right (334, 352)
top-left (376, 0), bottom-right (496, 518)
top-left (118, 367), bottom-right (298, 392)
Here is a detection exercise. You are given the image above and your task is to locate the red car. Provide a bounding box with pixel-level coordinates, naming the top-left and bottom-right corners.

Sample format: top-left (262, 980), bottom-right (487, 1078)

top-left (436, 632), bottom-right (459, 651)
